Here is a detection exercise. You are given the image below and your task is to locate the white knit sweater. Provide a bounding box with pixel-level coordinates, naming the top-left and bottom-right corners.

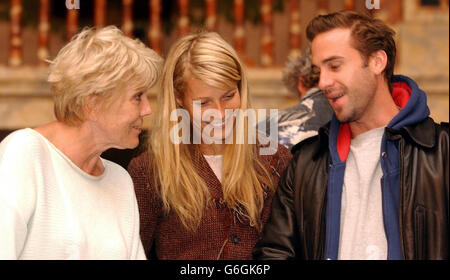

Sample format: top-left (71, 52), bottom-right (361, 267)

top-left (0, 129), bottom-right (146, 260)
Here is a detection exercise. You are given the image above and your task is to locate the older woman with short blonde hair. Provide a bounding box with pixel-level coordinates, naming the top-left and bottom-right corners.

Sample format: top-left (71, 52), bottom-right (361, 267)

top-left (0, 26), bottom-right (162, 260)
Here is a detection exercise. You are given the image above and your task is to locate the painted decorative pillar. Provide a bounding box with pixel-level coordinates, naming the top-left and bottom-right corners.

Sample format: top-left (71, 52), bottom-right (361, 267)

top-left (205, 0), bottom-right (217, 30)
top-left (260, 0), bottom-right (274, 67)
top-left (177, 0), bottom-right (190, 38)
top-left (122, 0), bottom-right (133, 37)
top-left (289, 0), bottom-right (301, 58)
top-left (233, 0), bottom-right (245, 57)
top-left (66, 4), bottom-right (79, 41)
top-left (94, 0), bottom-right (107, 28)
top-left (9, 0), bottom-right (22, 66)
top-left (317, 0), bottom-right (328, 15)
top-left (148, 0), bottom-right (162, 54)
top-left (345, 0), bottom-right (355, 11)
top-left (38, 0), bottom-right (51, 66)
top-left (371, 0), bottom-right (403, 66)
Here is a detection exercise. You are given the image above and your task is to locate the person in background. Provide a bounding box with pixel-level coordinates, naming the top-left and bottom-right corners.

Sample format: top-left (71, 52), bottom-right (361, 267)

top-left (254, 11), bottom-right (448, 260)
top-left (263, 45), bottom-right (333, 151)
top-left (128, 31), bottom-right (292, 260)
top-left (0, 26), bottom-right (163, 260)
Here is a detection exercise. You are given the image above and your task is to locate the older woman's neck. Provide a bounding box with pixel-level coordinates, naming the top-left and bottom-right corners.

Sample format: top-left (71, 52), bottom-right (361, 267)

top-left (34, 121), bottom-right (107, 176)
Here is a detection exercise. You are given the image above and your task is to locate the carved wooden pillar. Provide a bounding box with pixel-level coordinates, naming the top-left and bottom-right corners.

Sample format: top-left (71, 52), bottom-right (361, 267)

top-left (122, 0), bottom-right (133, 37)
top-left (372, 0), bottom-right (403, 66)
top-left (289, 0), bottom-right (301, 58)
top-left (66, 6), bottom-right (79, 41)
top-left (205, 0), bottom-right (217, 30)
top-left (148, 0), bottom-right (162, 54)
top-left (233, 0), bottom-right (245, 57)
top-left (344, 0), bottom-right (355, 11)
top-left (94, 0), bottom-right (107, 28)
top-left (372, 0), bottom-right (403, 24)
top-left (177, 0), bottom-right (190, 38)
top-left (260, 0), bottom-right (274, 67)
top-left (38, 0), bottom-right (50, 66)
top-left (317, 0), bottom-right (328, 15)
top-left (9, 0), bottom-right (22, 66)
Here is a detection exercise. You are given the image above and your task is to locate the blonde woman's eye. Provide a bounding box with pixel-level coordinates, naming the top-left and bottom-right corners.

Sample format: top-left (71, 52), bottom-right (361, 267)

top-left (224, 91), bottom-right (236, 100)
top-left (198, 100), bottom-right (209, 106)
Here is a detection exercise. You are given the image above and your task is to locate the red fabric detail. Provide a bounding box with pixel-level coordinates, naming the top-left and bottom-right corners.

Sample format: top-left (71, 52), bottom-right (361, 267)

top-left (392, 82), bottom-right (411, 109)
top-left (337, 123), bottom-right (351, 162)
top-left (336, 81), bottom-right (411, 162)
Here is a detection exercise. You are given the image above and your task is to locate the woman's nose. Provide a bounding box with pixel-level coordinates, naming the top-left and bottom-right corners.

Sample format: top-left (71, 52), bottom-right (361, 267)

top-left (141, 96), bottom-right (152, 116)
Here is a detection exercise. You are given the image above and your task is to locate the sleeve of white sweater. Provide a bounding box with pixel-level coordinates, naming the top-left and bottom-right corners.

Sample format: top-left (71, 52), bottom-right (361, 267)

top-left (130, 183), bottom-right (146, 260)
top-left (0, 130), bottom-right (39, 259)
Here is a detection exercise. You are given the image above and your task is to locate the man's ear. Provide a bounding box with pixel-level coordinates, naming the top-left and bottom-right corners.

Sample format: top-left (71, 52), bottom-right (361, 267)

top-left (297, 78), bottom-right (307, 99)
top-left (369, 49), bottom-right (388, 76)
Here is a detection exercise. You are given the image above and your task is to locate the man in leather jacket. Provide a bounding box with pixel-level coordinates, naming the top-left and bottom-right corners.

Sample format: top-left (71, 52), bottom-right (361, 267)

top-left (253, 11), bottom-right (449, 260)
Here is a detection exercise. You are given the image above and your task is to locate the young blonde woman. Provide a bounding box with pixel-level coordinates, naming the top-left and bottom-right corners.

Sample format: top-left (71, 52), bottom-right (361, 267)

top-left (128, 31), bottom-right (292, 260)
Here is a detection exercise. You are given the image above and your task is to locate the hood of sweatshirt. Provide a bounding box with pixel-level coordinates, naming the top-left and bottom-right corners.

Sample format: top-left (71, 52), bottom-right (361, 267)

top-left (329, 74), bottom-right (430, 163)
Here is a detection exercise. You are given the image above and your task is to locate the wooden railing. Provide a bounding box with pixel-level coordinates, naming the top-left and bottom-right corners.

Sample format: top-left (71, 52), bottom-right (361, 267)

top-left (2, 0), bottom-right (448, 130)
top-left (7, 0), bottom-right (368, 67)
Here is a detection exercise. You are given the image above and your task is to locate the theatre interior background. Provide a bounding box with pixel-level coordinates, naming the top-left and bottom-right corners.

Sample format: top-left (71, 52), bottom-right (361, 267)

top-left (0, 0), bottom-right (448, 165)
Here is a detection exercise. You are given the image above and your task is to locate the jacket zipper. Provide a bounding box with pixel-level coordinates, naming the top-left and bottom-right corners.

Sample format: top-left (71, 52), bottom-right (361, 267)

top-left (381, 150), bottom-right (391, 260)
top-left (397, 139), bottom-right (406, 259)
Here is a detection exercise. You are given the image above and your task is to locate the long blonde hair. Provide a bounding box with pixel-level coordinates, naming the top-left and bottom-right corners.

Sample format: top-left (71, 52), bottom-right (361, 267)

top-left (150, 31), bottom-right (273, 232)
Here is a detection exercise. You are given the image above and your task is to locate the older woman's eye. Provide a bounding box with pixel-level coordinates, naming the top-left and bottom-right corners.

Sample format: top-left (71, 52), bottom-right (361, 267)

top-left (134, 93), bottom-right (143, 101)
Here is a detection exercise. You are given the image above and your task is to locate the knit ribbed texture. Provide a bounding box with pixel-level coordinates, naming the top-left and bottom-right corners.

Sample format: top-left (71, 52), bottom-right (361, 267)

top-left (0, 129), bottom-right (146, 260)
top-left (128, 144), bottom-right (292, 260)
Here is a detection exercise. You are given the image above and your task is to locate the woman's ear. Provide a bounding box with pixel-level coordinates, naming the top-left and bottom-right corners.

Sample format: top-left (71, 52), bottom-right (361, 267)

top-left (176, 97), bottom-right (184, 108)
top-left (369, 49), bottom-right (388, 76)
top-left (84, 95), bottom-right (100, 121)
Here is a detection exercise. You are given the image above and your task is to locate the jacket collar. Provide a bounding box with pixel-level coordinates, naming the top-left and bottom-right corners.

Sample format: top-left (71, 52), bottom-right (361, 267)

top-left (385, 117), bottom-right (436, 148)
top-left (319, 117), bottom-right (437, 151)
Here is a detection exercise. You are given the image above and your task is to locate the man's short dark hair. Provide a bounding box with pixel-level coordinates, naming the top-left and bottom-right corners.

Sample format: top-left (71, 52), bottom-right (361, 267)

top-left (306, 11), bottom-right (396, 91)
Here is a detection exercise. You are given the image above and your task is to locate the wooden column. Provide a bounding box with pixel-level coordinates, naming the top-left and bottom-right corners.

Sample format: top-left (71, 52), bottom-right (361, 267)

top-left (148, 0), bottom-right (162, 55)
top-left (372, 0), bottom-right (403, 24)
top-left (344, 0), bottom-right (355, 10)
top-left (94, 0), bottom-right (107, 28)
top-left (205, 0), bottom-right (217, 30)
top-left (371, 0), bottom-right (403, 66)
top-left (288, 0), bottom-right (301, 58)
top-left (177, 0), bottom-right (190, 38)
top-left (317, 0), bottom-right (328, 15)
top-left (38, 0), bottom-right (51, 66)
top-left (260, 0), bottom-right (274, 67)
top-left (122, 0), bottom-right (133, 37)
top-left (66, 7), bottom-right (79, 41)
top-left (9, 0), bottom-right (22, 66)
top-left (233, 0), bottom-right (245, 57)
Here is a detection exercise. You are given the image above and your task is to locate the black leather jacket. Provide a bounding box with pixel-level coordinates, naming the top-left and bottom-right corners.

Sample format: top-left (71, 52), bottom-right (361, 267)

top-left (253, 118), bottom-right (449, 260)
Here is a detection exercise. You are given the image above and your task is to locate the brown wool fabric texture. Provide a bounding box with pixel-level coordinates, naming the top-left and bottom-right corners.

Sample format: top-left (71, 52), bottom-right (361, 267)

top-left (128, 144), bottom-right (292, 260)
